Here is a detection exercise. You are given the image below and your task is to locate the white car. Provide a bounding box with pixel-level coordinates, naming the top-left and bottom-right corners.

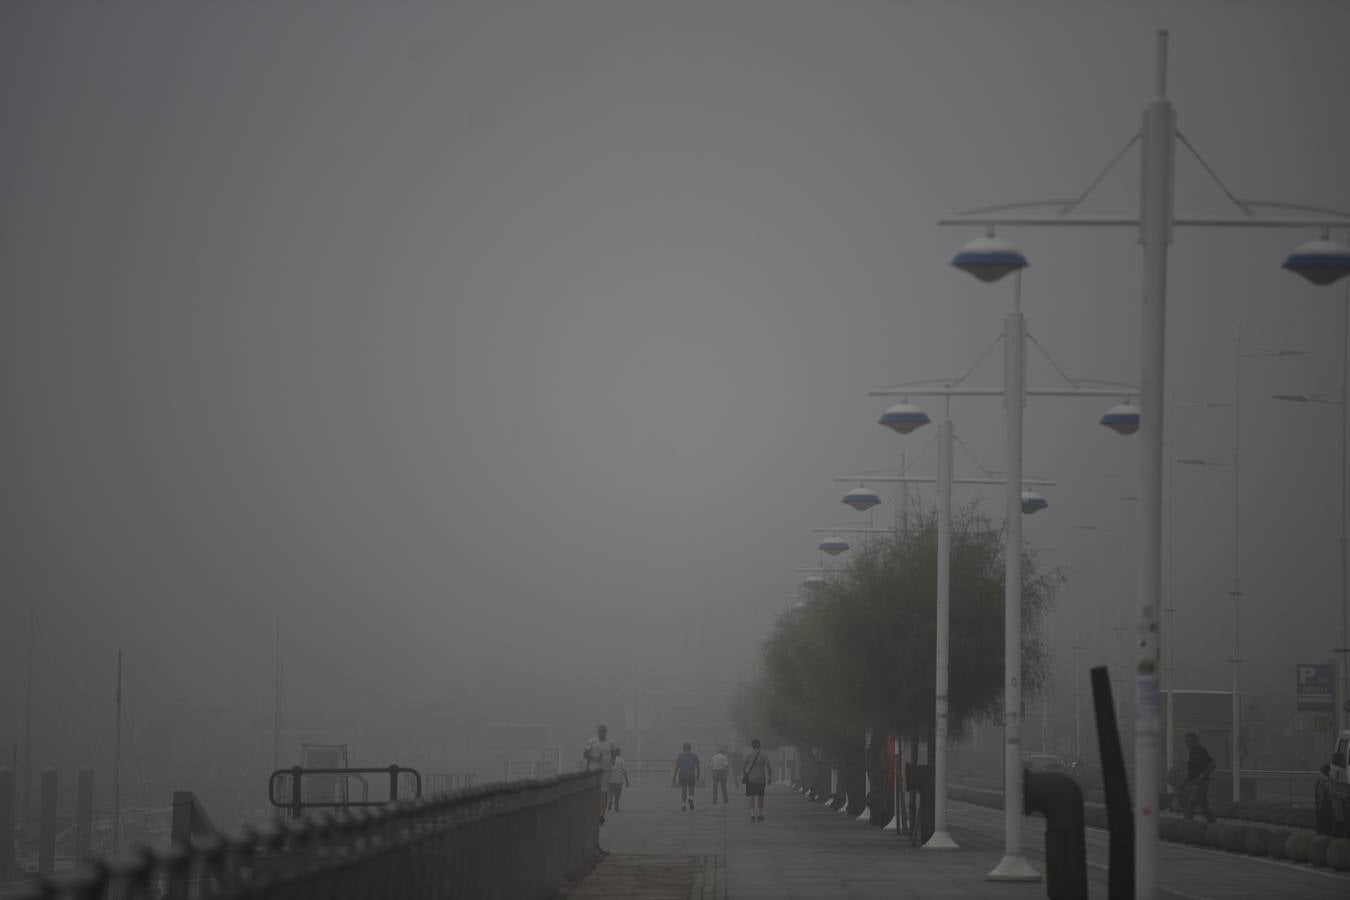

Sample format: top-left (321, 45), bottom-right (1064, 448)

top-left (1314, 729), bottom-right (1350, 838)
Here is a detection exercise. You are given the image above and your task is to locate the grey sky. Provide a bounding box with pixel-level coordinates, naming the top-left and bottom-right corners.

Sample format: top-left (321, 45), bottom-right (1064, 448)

top-left (3, 1), bottom-right (1348, 795)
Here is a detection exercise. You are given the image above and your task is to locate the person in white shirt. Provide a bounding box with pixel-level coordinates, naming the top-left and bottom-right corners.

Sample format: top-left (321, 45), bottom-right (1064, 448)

top-left (607, 746), bottom-right (630, 811)
top-left (582, 724), bottom-right (615, 825)
top-left (709, 748), bottom-right (731, 804)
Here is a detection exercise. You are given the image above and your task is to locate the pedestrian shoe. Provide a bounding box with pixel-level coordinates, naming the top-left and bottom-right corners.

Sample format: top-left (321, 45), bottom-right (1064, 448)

top-left (689, 799), bottom-right (695, 809)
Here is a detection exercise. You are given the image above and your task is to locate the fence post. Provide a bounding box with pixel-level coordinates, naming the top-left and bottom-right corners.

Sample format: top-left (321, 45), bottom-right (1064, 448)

top-left (38, 768), bottom-right (57, 875)
top-left (76, 767), bottom-right (94, 862)
top-left (290, 766), bottom-right (304, 818)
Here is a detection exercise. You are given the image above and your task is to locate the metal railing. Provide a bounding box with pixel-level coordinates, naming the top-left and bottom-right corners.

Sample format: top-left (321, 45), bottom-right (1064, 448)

top-left (8, 771), bottom-right (603, 900)
top-left (267, 766), bottom-right (423, 816)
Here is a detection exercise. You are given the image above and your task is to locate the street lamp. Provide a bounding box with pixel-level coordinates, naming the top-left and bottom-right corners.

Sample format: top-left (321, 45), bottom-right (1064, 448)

top-left (1177, 340), bottom-right (1304, 802)
top-left (937, 33), bottom-right (1350, 895)
top-left (862, 383), bottom-right (1064, 852)
top-left (1176, 455), bottom-right (1249, 799)
top-left (818, 535), bottom-right (851, 557)
top-left (841, 486), bottom-right (882, 512)
top-left (1274, 384), bottom-right (1350, 734)
top-left (944, 241), bottom-right (1135, 880)
top-left (1279, 254), bottom-right (1350, 736)
top-left (1101, 403), bottom-right (1143, 436)
top-left (1283, 237), bottom-right (1350, 286)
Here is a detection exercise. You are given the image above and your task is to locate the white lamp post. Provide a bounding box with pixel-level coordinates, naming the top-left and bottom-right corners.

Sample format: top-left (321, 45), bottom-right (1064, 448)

top-left (846, 411), bottom-right (1058, 852)
top-left (867, 359), bottom-right (1130, 869)
top-left (1278, 257), bottom-right (1350, 735)
top-left (1177, 339), bottom-right (1304, 801)
top-left (1273, 384), bottom-right (1350, 733)
top-left (944, 246), bottom-right (1134, 880)
top-left (936, 33), bottom-right (1350, 896)
top-left (1177, 454), bottom-right (1246, 798)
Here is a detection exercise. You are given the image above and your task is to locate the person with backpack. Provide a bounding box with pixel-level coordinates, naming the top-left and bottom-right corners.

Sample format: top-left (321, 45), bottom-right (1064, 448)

top-left (742, 738), bottom-right (772, 822)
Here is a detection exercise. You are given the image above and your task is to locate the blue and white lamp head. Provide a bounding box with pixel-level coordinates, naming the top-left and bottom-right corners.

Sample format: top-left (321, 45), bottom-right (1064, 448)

top-left (1282, 238), bottom-right (1350, 287)
top-left (1020, 490), bottom-right (1049, 515)
top-left (841, 486), bottom-right (882, 512)
top-left (951, 236), bottom-right (1029, 283)
top-left (818, 535), bottom-right (850, 557)
top-left (878, 402), bottom-right (931, 435)
top-left (1099, 402), bottom-right (1141, 436)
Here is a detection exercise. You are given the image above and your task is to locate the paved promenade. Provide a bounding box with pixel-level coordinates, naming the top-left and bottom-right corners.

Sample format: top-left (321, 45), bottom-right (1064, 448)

top-left (564, 781), bottom-right (1350, 900)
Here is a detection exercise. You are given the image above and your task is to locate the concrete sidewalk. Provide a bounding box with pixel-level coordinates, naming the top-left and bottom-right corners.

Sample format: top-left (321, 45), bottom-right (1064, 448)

top-left (565, 781), bottom-right (1350, 899)
top-left (565, 783), bottom-right (1057, 900)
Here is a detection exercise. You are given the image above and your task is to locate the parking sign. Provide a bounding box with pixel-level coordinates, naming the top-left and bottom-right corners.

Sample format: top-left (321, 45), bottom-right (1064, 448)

top-left (1296, 663), bottom-right (1333, 712)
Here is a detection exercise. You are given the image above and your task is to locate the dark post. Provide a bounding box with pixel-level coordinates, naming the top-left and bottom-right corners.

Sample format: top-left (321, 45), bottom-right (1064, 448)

top-left (1024, 770), bottom-right (1088, 900)
top-left (290, 765), bottom-right (304, 818)
top-left (1092, 666), bottom-right (1134, 900)
top-left (904, 762), bottom-right (934, 845)
top-left (389, 765), bottom-right (400, 803)
top-left (0, 768), bottom-right (14, 875)
top-left (38, 767), bottom-right (57, 874)
top-left (76, 767), bottom-right (94, 862)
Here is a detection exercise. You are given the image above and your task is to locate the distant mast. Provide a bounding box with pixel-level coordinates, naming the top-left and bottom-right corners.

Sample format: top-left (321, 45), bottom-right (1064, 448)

top-left (273, 618), bottom-right (283, 772)
top-left (21, 609), bottom-right (34, 826)
top-left (112, 650), bottom-right (123, 853)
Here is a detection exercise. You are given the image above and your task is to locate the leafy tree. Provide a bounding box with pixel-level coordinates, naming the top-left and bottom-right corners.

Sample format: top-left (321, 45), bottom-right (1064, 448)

top-left (734, 502), bottom-right (1059, 769)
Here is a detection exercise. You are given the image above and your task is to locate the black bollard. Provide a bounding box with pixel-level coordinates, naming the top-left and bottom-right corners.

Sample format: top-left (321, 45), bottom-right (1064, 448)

top-left (905, 763), bottom-right (934, 845)
top-left (39, 767), bottom-right (57, 874)
top-left (1091, 666), bottom-right (1134, 900)
top-left (76, 767), bottom-right (94, 862)
top-left (1025, 770), bottom-right (1088, 900)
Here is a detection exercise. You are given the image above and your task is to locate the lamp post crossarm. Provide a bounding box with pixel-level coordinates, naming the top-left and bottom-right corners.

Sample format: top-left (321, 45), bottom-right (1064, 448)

top-left (940, 213), bottom-right (1350, 229)
top-left (1274, 391), bottom-right (1340, 405)
top-left (835, 474), bottom-right (1055, 487)
top-left (871, 385), bottom-right (1136, 398)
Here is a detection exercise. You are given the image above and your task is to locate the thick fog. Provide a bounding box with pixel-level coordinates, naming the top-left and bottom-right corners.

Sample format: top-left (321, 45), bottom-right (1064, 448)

top-left (3, 1), bottom-right (1348, 820)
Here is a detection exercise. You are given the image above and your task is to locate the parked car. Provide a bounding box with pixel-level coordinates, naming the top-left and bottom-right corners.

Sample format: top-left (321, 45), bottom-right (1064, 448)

top-left (1314, 728), bottom-right (1350, 837)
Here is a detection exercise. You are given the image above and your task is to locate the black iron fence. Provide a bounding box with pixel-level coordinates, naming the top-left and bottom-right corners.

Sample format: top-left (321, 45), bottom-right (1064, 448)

top-left (6, 770), bottom-right (603, 900)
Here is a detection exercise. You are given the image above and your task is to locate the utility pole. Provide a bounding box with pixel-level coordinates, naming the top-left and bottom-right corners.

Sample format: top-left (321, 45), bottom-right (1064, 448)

top-left (21, 609), bottom-right (34, 826)
top-left (273, 618), bottom-right (282, 773)
top-left (113, 651), bottom-right (123, 853)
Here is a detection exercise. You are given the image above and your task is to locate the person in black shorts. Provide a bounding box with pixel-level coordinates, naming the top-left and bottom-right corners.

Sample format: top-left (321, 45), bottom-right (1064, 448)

top-left (671, 742), bottom-right (701, 810)
top-left (742, 737), bottom-right (772, 822)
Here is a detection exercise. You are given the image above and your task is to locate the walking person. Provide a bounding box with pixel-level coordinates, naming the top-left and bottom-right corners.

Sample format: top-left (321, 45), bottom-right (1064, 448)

top-left (742, 738), bottom-right (772, 822)
top-left (671, 742), bottom-right (701, 810)
top-left (607, 746), bottom-right (630, 811)
top-left (582, 723), bottom-right (615, 825)
top-left (1181, 732), bottom-right (1218, 823)
top-left (710, 747), bottom-right (731, 804)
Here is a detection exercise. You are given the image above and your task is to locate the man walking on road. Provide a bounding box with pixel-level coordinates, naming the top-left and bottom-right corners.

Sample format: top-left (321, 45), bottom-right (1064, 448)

top-left (710, 747), bottom-right (731, 804)
top-left (583, 724), bottom-right (615, 825)
top-left (1182, 731), bottom-right (1218, 823)
top-left (743, 738), bottom-right (772, 822)
top-left (671, 742), bottom-right (701, 810)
